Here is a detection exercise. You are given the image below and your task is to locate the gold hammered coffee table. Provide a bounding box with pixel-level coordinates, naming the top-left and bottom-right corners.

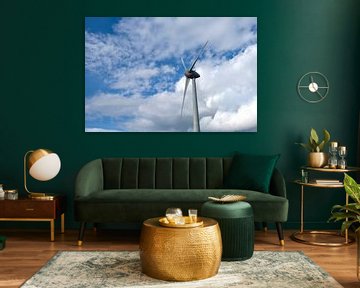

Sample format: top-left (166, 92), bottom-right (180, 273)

top-left (139, 217), bottom-right (222, 281)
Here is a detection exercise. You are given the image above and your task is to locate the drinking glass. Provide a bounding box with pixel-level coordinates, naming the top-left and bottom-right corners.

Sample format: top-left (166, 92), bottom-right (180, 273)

top-left (188, 209), bottom-right (198, 223)
top-left (166, 208), bottom-right (183, 224)
top-left (174, 216), bottom-right (185, 225)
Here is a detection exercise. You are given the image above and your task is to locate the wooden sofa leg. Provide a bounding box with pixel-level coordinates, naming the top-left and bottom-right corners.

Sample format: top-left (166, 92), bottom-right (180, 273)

top-left (262, 222), bottom-right (268, 232)
top-left (77, 222), bottom-right (86, 246)
top-left (276, 222), bottom-right (285, 246)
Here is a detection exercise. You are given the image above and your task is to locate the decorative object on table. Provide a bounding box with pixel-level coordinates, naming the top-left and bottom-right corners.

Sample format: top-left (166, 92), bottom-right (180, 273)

top-left (21, 251), bottom-right (343, 288)
top-left (24, 148), bottom-right (61, 199)
top-left (165, 207), bottom-right (183, 224)
top-left (296, 128), bottom-right (330, 167)
top-left (338, 146), bottom-right (347, 169)
top-left (315, 179), bottom-right (340, 185)
top-left (202, 200), bottom-right (255, 259)
top-left (4, 189), bottom-right (18, 200)
top-left (0, 184), bottom-right (4, 199)
top-left (328, 141), bottom-right (338, 169)
top-left (0, 235), bottom-right (5, 250)
top-left (329, 173), bottom-right (360, 280)
top-left (188, 208), bottom-right (197, 223)
top-left (300, 169), bottom-right (309, 183)
top-left (297, 71), bottom-right (329, 103)
top-left (208, 194), bottom-right (246, 203)
top-left (158, 216), bottom-right (203, 228)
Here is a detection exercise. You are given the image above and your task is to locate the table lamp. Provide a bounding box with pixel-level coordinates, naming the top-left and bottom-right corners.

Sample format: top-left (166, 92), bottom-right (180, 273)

top-left (24, 148), bottom-right (61, 199)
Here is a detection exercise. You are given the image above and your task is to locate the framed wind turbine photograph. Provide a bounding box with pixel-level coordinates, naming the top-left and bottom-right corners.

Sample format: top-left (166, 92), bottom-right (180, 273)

top-left (85, 17), bottom-right (257, 132)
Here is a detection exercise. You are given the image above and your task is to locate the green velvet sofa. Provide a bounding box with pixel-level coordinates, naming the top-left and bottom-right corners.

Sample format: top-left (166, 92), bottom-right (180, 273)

top-left (74, 156), bottom-right (288, 245)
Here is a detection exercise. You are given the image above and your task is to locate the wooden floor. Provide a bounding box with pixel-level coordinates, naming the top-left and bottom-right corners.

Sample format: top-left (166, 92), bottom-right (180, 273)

top-left (0, 228), bottom-right (358, 288)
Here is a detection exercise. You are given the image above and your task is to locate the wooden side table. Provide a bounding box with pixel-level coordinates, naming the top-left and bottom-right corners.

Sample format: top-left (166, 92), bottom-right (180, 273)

top-left (0, 195), bottom-right (66, 241)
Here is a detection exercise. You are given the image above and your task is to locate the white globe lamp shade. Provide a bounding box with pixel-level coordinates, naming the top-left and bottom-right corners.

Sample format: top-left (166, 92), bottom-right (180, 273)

top-left (28, 150), bottom-right (61, 181)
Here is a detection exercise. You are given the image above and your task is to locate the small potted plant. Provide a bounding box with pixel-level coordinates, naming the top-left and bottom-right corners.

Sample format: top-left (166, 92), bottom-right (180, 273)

top-left (296, 128), bottom-right (330, 167)
top-left (329, 173), bottom-right (360, 279)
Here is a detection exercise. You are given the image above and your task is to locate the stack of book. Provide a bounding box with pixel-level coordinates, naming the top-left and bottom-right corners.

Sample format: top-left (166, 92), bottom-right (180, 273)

top-left (314, 179), bottom-right (341, 185)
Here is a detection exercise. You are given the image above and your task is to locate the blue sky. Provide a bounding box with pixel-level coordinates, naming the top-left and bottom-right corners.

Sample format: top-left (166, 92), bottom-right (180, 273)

top-left (85, 17), bottom-right (257, 132)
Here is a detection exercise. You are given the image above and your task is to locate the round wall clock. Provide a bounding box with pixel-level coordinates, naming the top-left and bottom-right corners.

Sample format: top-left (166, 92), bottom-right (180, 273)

top-left (297, 72), bottom-right (329, 103)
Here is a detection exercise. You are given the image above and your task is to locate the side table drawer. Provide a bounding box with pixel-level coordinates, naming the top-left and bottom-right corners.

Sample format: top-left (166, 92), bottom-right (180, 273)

top-left (1, 201), bottom-right (55, 218)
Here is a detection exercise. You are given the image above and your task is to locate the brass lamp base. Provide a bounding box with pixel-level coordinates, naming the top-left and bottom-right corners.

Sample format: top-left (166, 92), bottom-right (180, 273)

top-left (28, 192), bottom-right (55, 200)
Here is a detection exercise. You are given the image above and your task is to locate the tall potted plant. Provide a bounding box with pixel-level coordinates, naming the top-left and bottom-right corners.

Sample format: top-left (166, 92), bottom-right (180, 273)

top-left (296, 128), bottom-right (330, 167)
top-left (329, 173), bottom-right (360, 279)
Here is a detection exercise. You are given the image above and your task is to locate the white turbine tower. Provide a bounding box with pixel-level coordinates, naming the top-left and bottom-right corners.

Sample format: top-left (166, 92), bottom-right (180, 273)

top-left (181, 41), bottom-right (208, 132)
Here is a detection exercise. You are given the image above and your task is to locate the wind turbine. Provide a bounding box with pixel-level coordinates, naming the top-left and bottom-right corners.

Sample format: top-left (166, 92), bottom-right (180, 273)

top-left (181, 41), bottom-right (208, 132)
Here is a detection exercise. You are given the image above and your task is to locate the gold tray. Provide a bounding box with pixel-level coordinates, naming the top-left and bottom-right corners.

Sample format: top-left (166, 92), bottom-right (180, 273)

top-left (159, 216), bottom-right (204, 228)
top-left (208, 194), bottom-right (246, 203)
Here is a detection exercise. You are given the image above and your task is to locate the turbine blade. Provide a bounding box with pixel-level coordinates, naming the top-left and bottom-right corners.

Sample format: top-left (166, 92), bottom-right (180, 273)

top-left (181, 57), bottom-right (187, 70)
top-left (189, 40), bottom-right (208, 71)
top-left (181, 78), bottom-right (190, 116)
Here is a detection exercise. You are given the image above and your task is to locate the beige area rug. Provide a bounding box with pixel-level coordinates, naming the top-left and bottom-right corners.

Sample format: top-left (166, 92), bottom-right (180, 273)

top-left (21, 250), bottom-right (343, 288)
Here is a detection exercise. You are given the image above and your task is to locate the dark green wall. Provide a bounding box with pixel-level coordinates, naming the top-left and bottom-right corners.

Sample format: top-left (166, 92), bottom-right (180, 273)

top-left (1, 0), bottom-right (359, 230)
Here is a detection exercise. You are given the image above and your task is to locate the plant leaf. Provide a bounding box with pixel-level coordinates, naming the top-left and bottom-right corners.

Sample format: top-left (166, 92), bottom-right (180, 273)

top-left (323, 129), bottom-right (330, 144)
top-left (331, 203), bottom-right (360, 215)
top-left (310, 128), bottom-right (319, 144)
top-left (308, 137), bottom-right (316, 152)
top-left (317, 140), bottom-right (325, 152)
top-left (341, 220), bottom-right (358, 234)
top-left (295, 142), bottom-right (312, 152)
top-left (344, 173), bottom-right (360, 204)
top-left (329, 211), bottom-right (357, 221)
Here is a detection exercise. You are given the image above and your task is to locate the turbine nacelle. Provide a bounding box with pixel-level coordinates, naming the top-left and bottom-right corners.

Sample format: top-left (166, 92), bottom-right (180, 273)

top-left (185, 70), bottom-right (200, 79)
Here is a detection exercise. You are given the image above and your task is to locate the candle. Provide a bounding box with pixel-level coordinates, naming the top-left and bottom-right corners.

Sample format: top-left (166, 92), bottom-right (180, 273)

top-left (337, 146), bottom-right (347, 169)
top-left (338, 146), bottom-right (346, 153)
top-left (330, 142), bottom-right (338, 148)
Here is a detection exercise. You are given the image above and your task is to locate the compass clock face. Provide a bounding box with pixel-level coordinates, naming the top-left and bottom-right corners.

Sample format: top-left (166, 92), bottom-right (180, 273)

top-left (297, 72), bottom-right (329, 103)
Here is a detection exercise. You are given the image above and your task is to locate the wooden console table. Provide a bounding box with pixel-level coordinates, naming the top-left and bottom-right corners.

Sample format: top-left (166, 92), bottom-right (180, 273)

top-left (0, 195), bottom-right (66, 241)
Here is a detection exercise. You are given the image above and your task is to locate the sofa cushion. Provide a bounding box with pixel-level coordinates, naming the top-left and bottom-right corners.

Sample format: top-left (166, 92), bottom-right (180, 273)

top-left (223, 153), bottom-right (280, 193)
top-left (75, 189), bottom-right (288, 223)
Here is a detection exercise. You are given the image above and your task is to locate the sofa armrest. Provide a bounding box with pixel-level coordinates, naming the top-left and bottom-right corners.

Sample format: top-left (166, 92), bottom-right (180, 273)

top-left (269, 168), bottom-right (287, 198)
top-left (75, 159), bottom-right (104, 199)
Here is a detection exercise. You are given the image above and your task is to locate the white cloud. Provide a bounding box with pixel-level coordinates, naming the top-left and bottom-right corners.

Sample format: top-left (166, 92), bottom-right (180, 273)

top-left (85, 17), bottom-right (257, 132)
top-left (110, 64), bottom-right (176, 93)
top-left (201, 98), bottom-right (257, 132)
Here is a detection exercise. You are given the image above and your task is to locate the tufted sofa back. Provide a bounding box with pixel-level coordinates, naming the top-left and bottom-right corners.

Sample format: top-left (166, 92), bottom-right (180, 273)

top-left (102, 157), bottom-right (233, 190)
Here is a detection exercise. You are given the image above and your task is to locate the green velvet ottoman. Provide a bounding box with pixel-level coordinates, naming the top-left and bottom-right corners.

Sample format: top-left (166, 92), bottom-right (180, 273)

top-left (201, 201), bottom-right (254, 261)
